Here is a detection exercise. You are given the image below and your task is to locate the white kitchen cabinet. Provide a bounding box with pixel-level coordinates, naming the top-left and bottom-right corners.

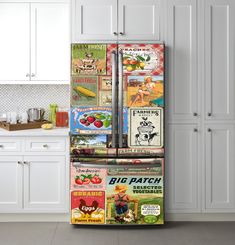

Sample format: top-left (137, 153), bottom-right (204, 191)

top-left (118, 0), bottom-right (160, 41)
top-left (0, 2), bottom-right (69, 84)
top-left (205, 125), bottom-right (235, 211)
top-left (23, 156), bottom-right (67, 211)
top-left (0, 135), bottom-right (69, 213)
top-left (72, 0), bottom-right (160, 42)
top-left (72, 0), bottom-right (118, 41)
top-left (0, 3), bottom-right (30, 81)
top-left (166, 0), bottom-right (198, 122)
top-left (205, 0), bottom-right (235, 120)
top-left (30, 3), bottom-right (70, 82)
top-left (166, 124), bottom-right (200, 212)
top-left (0, 156), bottom-right (23, 212)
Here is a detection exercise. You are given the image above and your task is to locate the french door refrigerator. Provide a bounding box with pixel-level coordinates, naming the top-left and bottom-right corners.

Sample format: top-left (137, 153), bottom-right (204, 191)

top-left (70, 43), bottom-right (164, 225)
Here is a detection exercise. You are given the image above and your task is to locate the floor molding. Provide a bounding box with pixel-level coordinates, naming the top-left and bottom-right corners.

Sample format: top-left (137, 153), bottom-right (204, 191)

top-left (1, 213), bottom-right (235, 222)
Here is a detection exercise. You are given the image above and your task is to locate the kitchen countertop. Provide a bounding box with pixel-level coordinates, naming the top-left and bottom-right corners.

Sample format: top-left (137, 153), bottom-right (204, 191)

top-left (0, 127), bottom-right (69, 136)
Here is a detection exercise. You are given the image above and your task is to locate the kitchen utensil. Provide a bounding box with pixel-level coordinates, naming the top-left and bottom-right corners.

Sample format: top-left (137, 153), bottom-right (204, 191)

top-left (49, 104), bottom-right (58, 126)
top-left (27, 108), bottom-right (45, 122)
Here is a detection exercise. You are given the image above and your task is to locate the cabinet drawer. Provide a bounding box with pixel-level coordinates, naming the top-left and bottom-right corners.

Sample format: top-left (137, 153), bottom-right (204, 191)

top-left (25, 137), bottom-right (66, 152)
top-left (0, 138), bottom-right (21, 152)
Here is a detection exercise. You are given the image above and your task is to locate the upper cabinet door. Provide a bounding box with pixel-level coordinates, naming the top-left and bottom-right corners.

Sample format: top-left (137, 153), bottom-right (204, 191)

top-left (118, 0), bottom-right (160, 41)
top-left (72, 0), bottom-right (118, 42)
top-left (30, 3), bottom-right (70, 83)
top-left (205, 0), bottom-right (235, 120)
top-left (166, 0), bottom-right (198, 122)
top-left (0, 3), bottom-right (30, 82)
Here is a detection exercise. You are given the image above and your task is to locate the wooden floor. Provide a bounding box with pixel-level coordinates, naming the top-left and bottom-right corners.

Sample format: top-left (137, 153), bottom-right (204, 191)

top-left (0, 222), bottom-right (235, 245)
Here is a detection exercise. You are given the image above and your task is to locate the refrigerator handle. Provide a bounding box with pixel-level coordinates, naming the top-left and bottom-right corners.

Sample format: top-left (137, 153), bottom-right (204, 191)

top-left (111, 51), bottom-right (117, 147)
top-left (118, 50), bottom-right (124, 148)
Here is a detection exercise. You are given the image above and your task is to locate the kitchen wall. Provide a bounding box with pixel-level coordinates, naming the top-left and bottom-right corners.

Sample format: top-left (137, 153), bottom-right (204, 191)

top-left (0, 85), bottom-right (70, 119)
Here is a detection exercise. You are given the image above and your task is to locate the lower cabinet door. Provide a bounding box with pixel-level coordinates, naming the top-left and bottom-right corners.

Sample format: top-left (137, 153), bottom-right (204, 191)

top-left (0, 156), bottom-right (23, 212)
top-left (166, 124), bottom-right (200, 212)
top-left (205, 125), bottom-right (235, 211)
top-left (23, 155), bottom-right (68, 212)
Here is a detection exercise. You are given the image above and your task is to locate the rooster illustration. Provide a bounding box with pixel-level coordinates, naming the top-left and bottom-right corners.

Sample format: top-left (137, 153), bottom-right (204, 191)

top-left (79, 199), bottom-right (99, 215)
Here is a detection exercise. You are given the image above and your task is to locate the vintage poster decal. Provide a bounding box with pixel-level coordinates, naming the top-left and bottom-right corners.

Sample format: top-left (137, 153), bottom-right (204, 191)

top-left (71, 191), bottom-right (105, 224)
top-left (99, 91), bottom-right (112, 106)
top-left (70, 107), bottom-right (112, 134)
top-left (106, 44), bottom-right (118, 75)
top-left (107, 164), bottom-right (163, 176)
top-left (128, 107), bottom-right (163, 148)
top-left (72, 44), bottom-right (107, 75)
top-left (127, 75), bottom-right (164, 107)
top-left (99, 76), bottom-right (112, 91)
top-left (119, 44), bottom-right (164, 75)
top-left (118, 148), bottom-right (164, 157)
top-left (70, 107), bottom-right (128, 135)
top-left (106, 176), bottom-right (164, 225)
top-left (70, 165), bottom-right (106, 191)
top-left (71, 76), bottom-right (98, 106)
top-left (71, 135), bottom-right (107, 149)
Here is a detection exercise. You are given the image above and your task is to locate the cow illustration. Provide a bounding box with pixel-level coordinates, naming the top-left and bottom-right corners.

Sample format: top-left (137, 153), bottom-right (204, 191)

top-left (135, 117), bottom-right (158, 146)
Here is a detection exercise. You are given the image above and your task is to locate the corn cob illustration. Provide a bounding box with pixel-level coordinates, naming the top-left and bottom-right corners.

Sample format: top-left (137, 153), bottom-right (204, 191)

top-left (74, 86), bottom-right (96, 97)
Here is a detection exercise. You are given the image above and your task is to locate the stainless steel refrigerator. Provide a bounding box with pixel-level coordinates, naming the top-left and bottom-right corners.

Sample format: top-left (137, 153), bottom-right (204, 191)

top-left (70, 43), bottom-right (164, 225)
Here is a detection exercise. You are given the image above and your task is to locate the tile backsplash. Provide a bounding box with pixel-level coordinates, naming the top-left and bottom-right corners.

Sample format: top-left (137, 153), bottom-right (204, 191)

top-left (0, 85), bottom-right (70, 120)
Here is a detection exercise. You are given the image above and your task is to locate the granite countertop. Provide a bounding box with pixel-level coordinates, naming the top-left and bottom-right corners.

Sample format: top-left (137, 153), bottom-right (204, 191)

top-left (0, 127), bottom-right (70, 137)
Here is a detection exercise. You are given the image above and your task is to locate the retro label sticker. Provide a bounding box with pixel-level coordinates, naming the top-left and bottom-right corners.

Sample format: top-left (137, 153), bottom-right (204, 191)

top-left (70, 165), bottom-right (106, 191)
top-left (71, 76), bottom-right (98, 107)
top-left (127, 75), bottom-right (164, 107)
top-left (119, 44), bottom-right (164, 75)
top-left (72, 44), bottom-right (107, 75)
top-left (106, 175), bottom-right (164, 225)
top-left (128, 107), bottom-right (164, 148)
top-left (71, 191), bottom-right (105, 224)
top-left (70, 107), bottom-right (128, 135)
top-left (117, 148), bottom-right (164, 157)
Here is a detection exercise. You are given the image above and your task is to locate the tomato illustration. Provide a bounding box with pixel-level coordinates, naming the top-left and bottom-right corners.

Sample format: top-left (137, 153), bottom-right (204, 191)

top-left (75, 178), bottom-right (83, 185)
top-left (91, 175), bottom-right (102, 184)
top-left (83, 178), bottom-right (91, 185)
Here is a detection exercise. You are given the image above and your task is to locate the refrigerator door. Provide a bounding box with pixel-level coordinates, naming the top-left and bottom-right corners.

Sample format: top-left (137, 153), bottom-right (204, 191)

top-left (117, 43), bottom-right (165, 156)
top-left (70, 44), bottom-right (123, 157)
top-left (70, 160), bottom-right (164, 225)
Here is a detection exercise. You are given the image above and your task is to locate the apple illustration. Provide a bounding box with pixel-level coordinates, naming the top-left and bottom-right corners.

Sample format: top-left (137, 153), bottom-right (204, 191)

top-left (87, 116), bottom-right (96, 123)
top-left (80, 119), bottom-right (86, 124)
top-left (94, 120), bottom-right (103, 128)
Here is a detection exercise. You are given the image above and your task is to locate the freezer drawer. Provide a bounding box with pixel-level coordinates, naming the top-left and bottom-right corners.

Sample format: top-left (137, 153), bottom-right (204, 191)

top-left (70, 161), bottom-right (164, 225)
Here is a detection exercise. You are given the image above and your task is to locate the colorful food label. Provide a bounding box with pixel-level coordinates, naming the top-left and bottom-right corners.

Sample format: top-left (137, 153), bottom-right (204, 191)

top-left (127, 75), bottom-right (164, 107)
top-left (117, 148), bottom-right (164, 157)
top-left (99, 76), bottom-right (112, 91)
top-left (128, 107), bottom-right (163, 148)
top-left (71, 135), bottom-right (107, 149)
top-left (70, 107), bottom-right (128, 134)
top-left (71, 76), bottom-right (98, 107)
top-left (113, 158), bottom-right (163, 166)
top-left (72, 44), bottom-right (107, 75)
top-left (119, 44), bottom-right (164, 75)
top-left (106, 175), bottom-right (164, 225)
top-left (107, 165), bottom-right (163, 176)
top-left (71, 165), bottom-right (106, 191)
top-left (71, 191), bottom-right (105, 224)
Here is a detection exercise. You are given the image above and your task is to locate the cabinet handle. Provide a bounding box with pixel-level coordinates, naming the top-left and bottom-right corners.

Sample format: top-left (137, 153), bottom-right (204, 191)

top-left (113, 32), bottom-right (118, 35)
top-left (207, 128), bottom-right (212, 132)
top-left (31, 73), bottom-right (35, 77)
top-left (26, 73), bottom-right (30, 77)
top-left (23, 161), bottom-right (30, 165)
top-left (43, 144), bottom-right (48, 148)
top-left (0, 145), bottom-right (3, 148)
top-left (208, 112), bottom-right (212, 117)
top-left (119, 32), bottom-right (124, 35)
top-left (194, 128), bottom-right (198, 132)
top-left (17, 161), bottom-right (22, 164)
top-left (193, 112), bottom-right (198, 116)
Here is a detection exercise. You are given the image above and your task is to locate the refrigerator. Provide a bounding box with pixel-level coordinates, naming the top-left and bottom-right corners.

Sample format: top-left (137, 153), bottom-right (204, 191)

top-left (70, 43), bottom-right (164, 225)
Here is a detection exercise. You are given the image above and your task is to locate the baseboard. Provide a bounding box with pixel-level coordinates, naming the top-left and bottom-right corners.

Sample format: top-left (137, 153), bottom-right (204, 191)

top-left (1, 213), bottom-right (235, 222)
top-left (166, 213), bottom-right (235, 221)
